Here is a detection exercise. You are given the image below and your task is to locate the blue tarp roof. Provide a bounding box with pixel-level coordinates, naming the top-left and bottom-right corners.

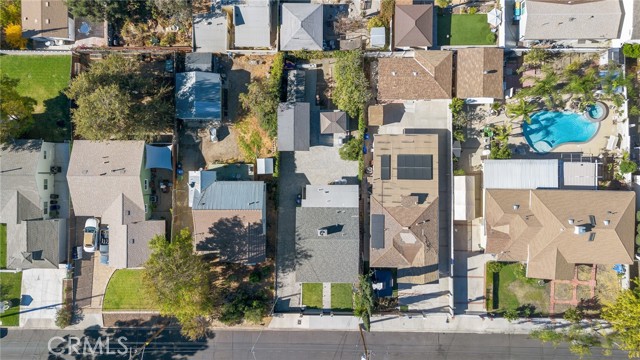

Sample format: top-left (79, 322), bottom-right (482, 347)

top-left (145, 145), bottom-right (172, 170)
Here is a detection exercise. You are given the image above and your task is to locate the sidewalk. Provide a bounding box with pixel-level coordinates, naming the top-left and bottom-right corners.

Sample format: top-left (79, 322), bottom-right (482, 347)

top-left (269, 313), bottom-right (566, 334)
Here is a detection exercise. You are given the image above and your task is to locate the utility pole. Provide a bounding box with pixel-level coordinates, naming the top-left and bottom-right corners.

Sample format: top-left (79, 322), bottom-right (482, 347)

top-left (129, 323), bottom-right (168, 360)
top-left (358, 323), bottom-right (370, 360)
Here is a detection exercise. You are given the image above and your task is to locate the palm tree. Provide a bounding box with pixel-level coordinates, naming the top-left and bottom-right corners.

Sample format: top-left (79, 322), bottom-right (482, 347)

top-left (507, 99), bottom-right (537, 124)
top-left (562, 67), bottom-right (598, 103)
top-left (521, 65), bottom-right (560, 109)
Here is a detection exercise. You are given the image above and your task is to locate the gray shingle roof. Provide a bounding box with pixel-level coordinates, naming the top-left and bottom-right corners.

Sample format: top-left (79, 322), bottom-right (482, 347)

top-left (295, 207), bottom-right (359, 283)
top-left (523, 0), bottom-right (623, 40)
top-left (0, 140), bottom-right (43, 213)
top-left (280, 3), bottom-right (323, 51)
top-left (25, 219), bottom-right (66, 267)
top-left (193, 181), bottom-right (265, 210)
top-left (234, 2), bottom-right (272, 48)
top-left (320, 111), bottom-right (347, 134)
top-left (185, 53), bottom-right (213, 72)
top-left (277, 102), bottom-right (310, 151)
top-left (175, 71), bottom-right (222, 121)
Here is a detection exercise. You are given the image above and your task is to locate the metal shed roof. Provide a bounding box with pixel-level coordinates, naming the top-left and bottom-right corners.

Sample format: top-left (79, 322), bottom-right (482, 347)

top-left (483, 159), bottom-right (559, 189)
top-left (563, 162), bottom-right (597, 189)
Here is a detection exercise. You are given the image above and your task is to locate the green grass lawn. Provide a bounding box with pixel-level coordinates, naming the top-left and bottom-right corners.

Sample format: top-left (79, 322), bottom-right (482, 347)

top-left (302, 283), bottom-right (323, 309)
top-left (489, 263), bottom-right (550, 315)
top-left (0, 272), bottom-right (23, 326)
top-left (331, 283), bottom-right (353, 311)
top-left (0, 55), bottom-right (71, 141)
top-left (0, 224), bottom-right (6, 269)
top-left (103, 269), bottom-right (158, 311)
top-left (437, 14), bottom-right (495, 46)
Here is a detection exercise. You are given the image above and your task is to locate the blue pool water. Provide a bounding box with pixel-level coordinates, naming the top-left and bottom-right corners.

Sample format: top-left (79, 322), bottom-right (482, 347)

top-left (586, 104), bottom-right (604, 119)
top-left (523, 111), bottom-right (599, 153)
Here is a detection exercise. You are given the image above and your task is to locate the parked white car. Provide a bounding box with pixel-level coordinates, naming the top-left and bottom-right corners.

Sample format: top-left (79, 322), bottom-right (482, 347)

top-left (83, 218), bottom-right (99, 253)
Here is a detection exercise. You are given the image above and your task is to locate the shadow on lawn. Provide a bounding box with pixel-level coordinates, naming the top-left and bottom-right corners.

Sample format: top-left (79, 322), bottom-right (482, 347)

top-left (25, 91), bottom-right (71, 142)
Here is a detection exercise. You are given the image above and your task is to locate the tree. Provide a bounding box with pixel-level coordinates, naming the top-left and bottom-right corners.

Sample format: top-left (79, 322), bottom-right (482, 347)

top-left (332, 50), bottom-right (371, 119)
top-left (149, 0), bottom-right (192, 24)
top-left (530, 329), bottom-right (564, 347)
top-left (4, 23), bottom-right (26, 49)
top-left (66, 0), bottom-right (149, 23)
top-left (449, 97), bottom-right (464, 118)
top-left (601, 278), bottom-right (640, 358)
top-left (353, 274), bottom-right (374, 331)
top-left (339, 136), bottom-right (363, 161)
top-left (379, 0), bottom-right (395, 24)
top-left (66, 54), bottom-right (172, 140)
top-left (521, 66), bottom-right (560, 109)
top-left (563, 68), bottom-right (598, 103)
top-left (503, 308), bottom-right (519, 322)
top-left (507, 99), bottom-right (537, 124)
top-left (435, 0), bottom-right (452, 8)
top-left (0, 75), bottom-right (36, 143)
top-left (0, 0), bottom-right (21, 29)
top-left (143, 229), bottom-right (213, 340)
top-left (523, 48), bottom-right (550, 70)
top-left (623, 43), bottom-right (640, 58)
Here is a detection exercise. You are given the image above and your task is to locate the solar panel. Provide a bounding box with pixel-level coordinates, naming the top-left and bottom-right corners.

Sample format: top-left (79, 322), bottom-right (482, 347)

top-left (371, 214), bottom-right (385, 249)
top-left (397, 154), bottom-right (433, 180)
top-left (381, 154), bottom-right (391, 180)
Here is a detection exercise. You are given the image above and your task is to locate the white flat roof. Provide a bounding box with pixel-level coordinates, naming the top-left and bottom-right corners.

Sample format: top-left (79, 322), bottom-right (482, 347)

top-left (563, 162), bottom-right (597, 189)
top-left (301, 185), bottom-right (359, 208)
top-left (483, 159), bottom-right (559, 189)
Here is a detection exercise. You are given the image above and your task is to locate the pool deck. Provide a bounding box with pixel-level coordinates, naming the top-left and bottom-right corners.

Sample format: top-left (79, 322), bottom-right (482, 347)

top-left (458, 102), bottom-right (624, 173)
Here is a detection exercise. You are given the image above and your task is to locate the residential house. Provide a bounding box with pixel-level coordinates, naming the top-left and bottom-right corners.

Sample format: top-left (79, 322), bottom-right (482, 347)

top-left (67, 141), bottom-right (166, 269)
top-left (519, 0), bottom-right (623, 46)
top-left (175, 71), bottom-right (222, 124)
top-left (1, 140), bottom-right (69, 269)
top-left (393, 5), bottom-right (433, 49)
top-left (277, 102), bottom-right (311, 151)
top-left (188, 170), bottom-right (266, 264)
top-left (21, 0), bottom-right (74, 44)
top-left (455, 48), bottom-right (504, 103)
top-left (280, 3), bottom-right (323, 51)
top-left (484, 189), bottom-right (635, 280)
top-left (377, 51), bottom-right (453, 101)
top-left (193, 12), bottom-right (228, 53)
top-left (233, 0), bottom-right (272, 49)
top-left (295, 185), bottom-right (360, 284)
top-left (370, 134), bottom-right (440, 284)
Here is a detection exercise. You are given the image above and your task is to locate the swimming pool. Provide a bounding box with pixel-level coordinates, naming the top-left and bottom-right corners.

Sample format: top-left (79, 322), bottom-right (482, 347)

top-left (523, 111), bottom-right (600, 153)
top-left (584, 101), bottom-right (608, 122)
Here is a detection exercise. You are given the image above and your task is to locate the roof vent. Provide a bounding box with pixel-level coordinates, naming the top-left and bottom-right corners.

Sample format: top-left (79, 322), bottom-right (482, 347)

top-left (603, 219), bottom-right (611, 226)
top-left (483, 70), bottom-right (489, 75)
top-left (412, 71), bottom-right (418, 76)
top-left (317, 228), bottom-right (328, 236)
top-left (513, 204), bottom-right (519, 210)
top-left (574, 225), bottom-right (586, 235)
top-left (391, 71), bottom-right (396, 76)
top-left (568, 219), bottom-right (574, 225)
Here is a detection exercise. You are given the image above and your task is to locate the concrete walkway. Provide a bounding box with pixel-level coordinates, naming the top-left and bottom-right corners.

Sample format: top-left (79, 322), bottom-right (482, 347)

top-left (90, 256), bottom-right (116, 309)
top-left (269, 313), bottom-right (569, 335)
top-left (322, 283), bottom-right (331, 310)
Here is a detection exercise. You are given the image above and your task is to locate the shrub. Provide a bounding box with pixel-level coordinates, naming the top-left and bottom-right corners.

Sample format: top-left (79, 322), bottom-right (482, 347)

top-left (449, 97), bottom-right (465, 118)
top-left (514, 263), bottom-right (527, 279)
top-left (468, 6), bottom-right (478, 14)
top-left (619, 159), bottom-right (638, 174)
top-left (55, 304), bottom-right (73, 328)
top-left (367, 16), bottom-right (386, 30)
top-left (623, 43), bottom-right (640, 58)
top-left (563, 307), bottom-right (584, 323)
top-left (249, 270), bottom-right (261, 284)
top-left (339, 136), bottom-right (363, 161)
top-left (453, 129), bottom-right (465, 142)
top-left (486, 261), bottom-right (506, 274)
top-left (160, 32), bottom-right (176, 46)
top-left (486, 32), bottom-right (497, 44)
top-left (453, 169), bottom-right (465, 176)
top-left (503, 308), bottom-right (519, 322)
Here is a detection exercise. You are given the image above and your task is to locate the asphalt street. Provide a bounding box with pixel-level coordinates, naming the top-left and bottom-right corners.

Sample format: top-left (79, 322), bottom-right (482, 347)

top-left (0, 328), bottom-right (631, 360)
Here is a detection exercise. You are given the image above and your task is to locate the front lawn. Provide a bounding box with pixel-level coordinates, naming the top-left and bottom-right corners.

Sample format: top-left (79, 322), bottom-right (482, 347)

top-left (331, 283), bottom-right (353, 311)
top-left (0, 224), bottom-right (7, 269)
top-left (301, 283), bottom-right (323, 309)
top-left (0, 55), bottom-right (71, 141)
top-left (103, 270), bottom-right (157, 311)
top-left (0, 272), bottom-right (23, 326)
top-left (437, 14), bottom-right (495, 46)
top-left (487, 262), bottom-right (550, 315)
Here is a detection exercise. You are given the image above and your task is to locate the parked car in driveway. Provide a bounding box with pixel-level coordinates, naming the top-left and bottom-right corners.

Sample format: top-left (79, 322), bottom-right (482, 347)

top-left (83, 218), bottom-right (100, 253)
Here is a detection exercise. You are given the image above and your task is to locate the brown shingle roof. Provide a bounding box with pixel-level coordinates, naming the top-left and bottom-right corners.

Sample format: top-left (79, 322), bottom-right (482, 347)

top-left (394, 5), bottom-right (433, 48)
top-left (456, 48), bottom-right (504, 99)
top-left (21, 0), bottom-right (72, 40)
top-left (369, 134), bottom-right (440, 285)
top-left (485, 189), bottom-right (636, 280)
top-left (377, 51), bottom-right (453, 101)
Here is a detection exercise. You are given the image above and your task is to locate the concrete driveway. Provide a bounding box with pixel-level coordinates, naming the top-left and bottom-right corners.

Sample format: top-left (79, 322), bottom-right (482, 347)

top-left (20, 268), bottom-right (66, 328)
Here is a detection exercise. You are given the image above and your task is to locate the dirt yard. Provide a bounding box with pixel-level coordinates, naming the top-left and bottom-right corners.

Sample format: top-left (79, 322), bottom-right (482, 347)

top-left (221, 54), bottom-right (274, 122)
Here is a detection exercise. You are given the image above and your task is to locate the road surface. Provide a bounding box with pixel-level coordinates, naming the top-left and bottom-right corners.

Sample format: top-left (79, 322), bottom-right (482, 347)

top-left (0, 328), bottom-right (630, 360)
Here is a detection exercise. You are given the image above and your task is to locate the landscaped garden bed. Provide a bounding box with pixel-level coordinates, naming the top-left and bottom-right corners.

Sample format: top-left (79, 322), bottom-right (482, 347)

top-left (486, 262), bottom-right (550, 316)
top-left (437, 14), bottom-right (495, 46)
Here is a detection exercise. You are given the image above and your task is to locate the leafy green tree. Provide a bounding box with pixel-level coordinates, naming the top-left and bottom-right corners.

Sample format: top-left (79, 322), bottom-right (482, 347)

top-left (449, 97), bottom-right (464, 118)
top-left (332, 50), bottom-right (371, 119)
top-left (563, 307), bottom-right (584, 324)
top-left (0, 75), bottom-right (36, 143)
top-left (379, 0), bottom-right (395, 24)
top-left (0, 0), bottom-right (21, 28)
top-left (219, 287), bottom-right (269, 325)
top-left (563, 68), bottom-right (598, 103)
top-left (503, 308), bottom-right (519, 322)
top-left (523, 48), bottom-right (550, 70)
top-left (66, 54), bottom-right (172, 140)
top-left (521, 66), bottom-right (560, 109)
top-left (149, 0), bottom-right (192, 23)
top-left (143, 229), bottom-right (213, 340)
top-left (601, 278), bottom-right (640, 358)
top-left (339, 136), bottom-right (363, 161)
top-left (353, 274), bottom-right (374, 331)
top-left (530, 328), bottom-right (564, 347)
top-left (506, 99), bottom-right (537, 124)
top-left (623, 43), bottom-right (640, 58)
top-left (66, 0), bottom-right (149, 23)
